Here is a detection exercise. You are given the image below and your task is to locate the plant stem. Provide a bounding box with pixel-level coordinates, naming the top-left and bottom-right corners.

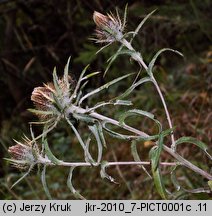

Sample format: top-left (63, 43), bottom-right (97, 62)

top-left (121, 39), bottom-right (148, 70)
top-left (46, 161), bottom-right (177, 167)
top-left (120, 38), bottom-right (176, 150)
top-left (151, 77), bottom-right (175, 148)
top-left (68, 105), bottom-right (212, 180)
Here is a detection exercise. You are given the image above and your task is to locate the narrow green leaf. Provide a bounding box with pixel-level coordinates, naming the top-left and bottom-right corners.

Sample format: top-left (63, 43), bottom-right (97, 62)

top-left (41, 165), bottom-right (52, 199)
top-left (73, 113), bottom-right (95, 124)
top-left (87, 99), bottom-right (132, 112)
top-left (74, 80), bottom-right (89, 105)
top-left (64, 56), bottom-right (71, 87)
top-left (208, 181), bottom-right (212, 191)
top-left (70, 64), bottom-right (90, 102)
top-left (149, 146), bottom-right (167, 199)
top-left (148, 48), bottom-right (183, 76)
top-left (171, 165), bottom-right (181, 191)
top-left (100, 161), bottom-right (116, 183)
top-left (67, 167), bottom-right (86, 200)
top-left (11, 164), bottom-right (34, 189)
top-left (79, 73), bottom-right (134, 105)
top-left (43, 139), bottom-right (62, 165)
top-left (104, 45), bottom-right (124, 76)
top-left (52, 67), bottom-right (62, 96)
top-left (119, 109), bottom-right (162, 133)
top-left (123, 4), bottom-right (128, 30)
top-left (103, 120), bottom-right (149, 140)
top-left (66, 118), bottom-right (95, 164)
top-left (103, 121), bottom-right (132, 140)
top-left (136, 127), bottom-right (175, 142)
top-left (130, 10), bottom-right (157, 43)
top-left (114, 100), bottom-right (132, 106)
top-left (96, 42), bottom-right (112, 54)
top-left (175, 136), bottom-right (211, 159)
top-left (107, 50), bottom-right (136, 59)
top-left (116, 77), bottom-right (151, 100)
top-left (29, 119), bottom-right (54, 125)
top-left (131, 140), bottom-right (152, 178)
top-left (152, 134), bottom-right (164, 171)
top-left (95, 121), bottom-right (106, 147)
top-left (88, 124), bottom-right (103, 164)
top-left (119, 109), bottom-right (154, 125)
top-left (81, 71), bottom-right (101, 81)
top-left (52, 93), bottom-right (63, 111)
top-left (175, 136), bottom-right (207, 150)
top-left (28, 109), bottom-right (53, 116)
top-left (87, 102), bottom-right (112, 112)
top-left (4, 158), bottom-right (27, 165)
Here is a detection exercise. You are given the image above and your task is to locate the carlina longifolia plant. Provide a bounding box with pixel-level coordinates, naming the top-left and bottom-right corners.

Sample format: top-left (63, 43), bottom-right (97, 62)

top-left (6, 6), bottom-right (212, 199)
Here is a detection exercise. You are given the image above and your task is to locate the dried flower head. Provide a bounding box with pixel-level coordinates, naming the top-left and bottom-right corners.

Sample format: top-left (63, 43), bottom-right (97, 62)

top-left (31, 74), bottom-right (74, 121)
top-left (93, 11), bottom-right (125, 43)
top-left (8, 137), bottom-right (40, 169)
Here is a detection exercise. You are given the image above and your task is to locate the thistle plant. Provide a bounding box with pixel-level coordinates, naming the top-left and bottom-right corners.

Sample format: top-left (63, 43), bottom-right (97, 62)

top-left (5, 6), bottom-right (212, 199)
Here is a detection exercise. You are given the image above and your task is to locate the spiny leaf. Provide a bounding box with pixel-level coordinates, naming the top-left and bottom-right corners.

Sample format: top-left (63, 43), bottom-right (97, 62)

top-left (67, 167), bottom-right (86, 200)
top-left (41, 165), bottom-right (52, 199)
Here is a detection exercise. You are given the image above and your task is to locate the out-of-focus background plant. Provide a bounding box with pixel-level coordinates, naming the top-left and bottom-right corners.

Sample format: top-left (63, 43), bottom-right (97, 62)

top-left (0, 0), bottom-right (211, 199)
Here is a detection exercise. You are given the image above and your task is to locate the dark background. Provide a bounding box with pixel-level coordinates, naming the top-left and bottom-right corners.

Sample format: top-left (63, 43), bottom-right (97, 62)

top-left (0, 0), bottom-right (211, 199)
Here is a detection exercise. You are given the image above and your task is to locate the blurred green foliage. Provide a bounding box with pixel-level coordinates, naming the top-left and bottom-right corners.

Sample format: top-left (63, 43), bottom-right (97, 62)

top-left (0, 0), bottom-right (211, 199)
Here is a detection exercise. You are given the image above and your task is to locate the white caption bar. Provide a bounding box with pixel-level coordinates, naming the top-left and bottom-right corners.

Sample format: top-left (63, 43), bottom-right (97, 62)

top-left (0, 200), bottom-right (211, 216)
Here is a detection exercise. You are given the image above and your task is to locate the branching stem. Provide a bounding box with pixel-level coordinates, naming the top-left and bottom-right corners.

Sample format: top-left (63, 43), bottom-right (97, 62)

top-left (120, 38), bottom-right (176, 150)
top-left (67, 105), bottom-right (212, 180)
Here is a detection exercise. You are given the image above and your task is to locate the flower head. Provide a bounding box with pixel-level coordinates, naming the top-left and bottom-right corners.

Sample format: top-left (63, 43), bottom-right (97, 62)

top-left (93, 11), bottom-right (125, 43)
top-left (31, 74), bottom-right (74, 121)
top-left (8, 137), bottom-right (40, 169)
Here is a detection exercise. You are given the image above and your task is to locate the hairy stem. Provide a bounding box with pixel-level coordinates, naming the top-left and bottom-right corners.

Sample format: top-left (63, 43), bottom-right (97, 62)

top-left (120, 38), bottom-right (176, 149)
top-left (45, 161), bottom-right (178, 167)
top-left (68, 105), bottom-right (212, 180)
top-left (151, 77), bottom-right (175, 148)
